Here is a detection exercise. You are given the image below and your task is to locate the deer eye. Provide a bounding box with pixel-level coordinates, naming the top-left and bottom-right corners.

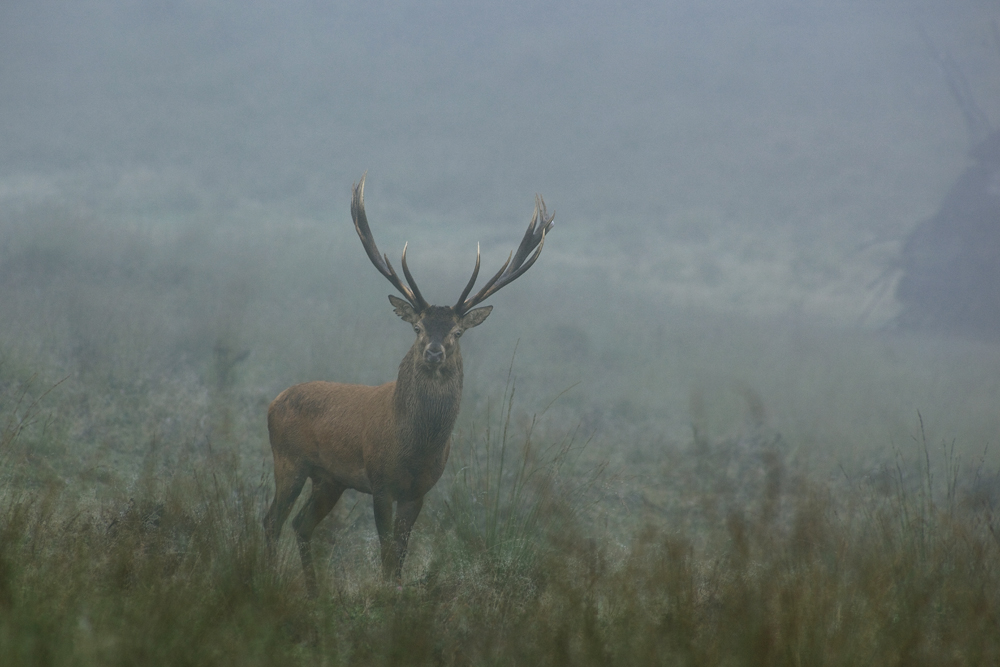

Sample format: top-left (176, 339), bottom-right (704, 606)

top-left (413, 325), bottom-right (421, 334)
top-left (454, 329), bottom-right (463, 338)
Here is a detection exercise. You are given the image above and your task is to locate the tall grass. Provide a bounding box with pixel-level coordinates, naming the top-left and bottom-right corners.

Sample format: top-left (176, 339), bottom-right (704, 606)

top-left (440, 355), bottom-right (601, 584)
top-left (0, 375), bottom-right (997, 665)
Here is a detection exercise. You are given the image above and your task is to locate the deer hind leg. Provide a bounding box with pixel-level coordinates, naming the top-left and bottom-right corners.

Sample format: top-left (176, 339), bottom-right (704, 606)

top-left (263, 456), bottom-right (308, 548)
top-left (291, 478), bottom-right (345, 597)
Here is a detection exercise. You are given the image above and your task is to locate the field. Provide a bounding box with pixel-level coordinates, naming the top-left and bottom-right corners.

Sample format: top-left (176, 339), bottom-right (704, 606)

top-left (3, 0), bottom-right (1000, 664)
top-left (0, 203), bottom-right (997, 665)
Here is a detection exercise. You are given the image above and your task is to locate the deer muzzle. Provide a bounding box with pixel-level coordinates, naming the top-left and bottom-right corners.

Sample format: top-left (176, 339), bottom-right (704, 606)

top-left (424, 344), bottom-right (445, 364)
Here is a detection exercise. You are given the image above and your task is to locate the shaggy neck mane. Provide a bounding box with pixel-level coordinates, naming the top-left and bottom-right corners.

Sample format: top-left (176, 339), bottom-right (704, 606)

top-left (394, 347), bottom-right (464, 452)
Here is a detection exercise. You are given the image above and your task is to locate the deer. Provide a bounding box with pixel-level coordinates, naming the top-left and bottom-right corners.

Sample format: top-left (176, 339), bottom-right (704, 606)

top-left (264, 174), bottom-right (554, 595)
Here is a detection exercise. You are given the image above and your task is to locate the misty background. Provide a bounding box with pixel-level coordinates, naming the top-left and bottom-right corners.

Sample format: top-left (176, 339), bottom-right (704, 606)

top-left (1, 0), bottom-right (999, 487)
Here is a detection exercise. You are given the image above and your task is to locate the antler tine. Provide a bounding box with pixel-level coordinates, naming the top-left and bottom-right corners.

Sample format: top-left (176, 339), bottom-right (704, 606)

top-left (453, 243), bottom-right (482, 311)
top-left (351, 173), bottom-right (424, 310)
top-left (455, 195), bottom-right (554, 315)
top-left (400, 243), bottom-right (429, 310)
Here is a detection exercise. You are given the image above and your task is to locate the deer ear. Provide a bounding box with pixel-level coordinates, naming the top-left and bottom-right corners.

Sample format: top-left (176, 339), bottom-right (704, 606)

top-left (388, 295), bottom-right (420, 323)
top-left (460, 305), bottom-right (492, 329)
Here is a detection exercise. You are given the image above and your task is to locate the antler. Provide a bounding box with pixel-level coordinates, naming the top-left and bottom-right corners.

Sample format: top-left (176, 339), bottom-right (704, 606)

top-left (351, 173), bottom-right (429, 311)
top-left (454, 194), bottom-right (555, 315)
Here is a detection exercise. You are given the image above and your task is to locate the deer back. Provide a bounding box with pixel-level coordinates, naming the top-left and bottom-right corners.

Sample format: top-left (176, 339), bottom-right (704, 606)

top-left (267, 380), bottom-right (398, 494)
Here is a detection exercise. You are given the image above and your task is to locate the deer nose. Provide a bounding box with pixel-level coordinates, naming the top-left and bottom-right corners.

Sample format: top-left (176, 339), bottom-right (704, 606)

top-left (424, 344), bottom-right (445, 364)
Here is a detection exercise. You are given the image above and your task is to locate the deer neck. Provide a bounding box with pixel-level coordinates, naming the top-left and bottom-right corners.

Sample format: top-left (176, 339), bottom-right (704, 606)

top-left (393, 346), bottom-right (464, 452)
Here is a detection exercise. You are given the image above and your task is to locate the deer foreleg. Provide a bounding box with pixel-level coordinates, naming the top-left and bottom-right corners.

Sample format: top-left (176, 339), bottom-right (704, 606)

top-left (372, 491), bottom-right (397, 580)
top-left (392, 497), bottom-right (424, 582)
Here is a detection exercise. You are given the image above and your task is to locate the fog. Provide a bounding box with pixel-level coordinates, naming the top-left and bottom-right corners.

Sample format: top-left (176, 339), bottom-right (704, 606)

top-left (2, 0), bottom-right (999, 482)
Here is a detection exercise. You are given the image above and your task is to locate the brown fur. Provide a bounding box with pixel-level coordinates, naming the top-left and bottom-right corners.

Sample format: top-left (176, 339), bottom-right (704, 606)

top-left (264, 302), bottom-right (490, 594)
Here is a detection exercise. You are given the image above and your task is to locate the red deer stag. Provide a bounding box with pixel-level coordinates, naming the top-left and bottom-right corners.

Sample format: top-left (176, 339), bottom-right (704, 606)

top-left (264, 174), bottom-right (554, 594)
